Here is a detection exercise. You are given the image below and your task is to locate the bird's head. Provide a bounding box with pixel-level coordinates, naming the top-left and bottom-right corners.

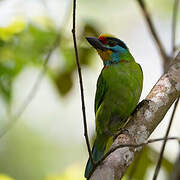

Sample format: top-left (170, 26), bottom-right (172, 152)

top-left (86, 34), bottom-right (129, 65)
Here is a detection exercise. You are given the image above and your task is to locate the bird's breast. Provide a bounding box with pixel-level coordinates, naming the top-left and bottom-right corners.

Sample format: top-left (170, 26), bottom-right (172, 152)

top-left (102, 62), bottom-right (143, 118)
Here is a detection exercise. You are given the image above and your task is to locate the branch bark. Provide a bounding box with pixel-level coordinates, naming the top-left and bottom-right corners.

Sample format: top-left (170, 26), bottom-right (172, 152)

top-left (89, 52), bottom-right (180, 180)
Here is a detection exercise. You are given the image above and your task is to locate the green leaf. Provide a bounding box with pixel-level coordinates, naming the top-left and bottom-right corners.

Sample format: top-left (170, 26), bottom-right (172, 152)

top-left (54, 71), bottom-right (73, 96)
top-left (79, 47), bottom-right (93, 66)
top-left (0, 62), bottom-right (16, 103)
top-left (0, 22), bottom-right (59, 103)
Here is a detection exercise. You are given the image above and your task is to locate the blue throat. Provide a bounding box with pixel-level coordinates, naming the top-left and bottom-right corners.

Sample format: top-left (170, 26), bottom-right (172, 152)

top-left (103, 45), bottom-right (128, 66)
top-left (104, 59), bottom-right (119, 66)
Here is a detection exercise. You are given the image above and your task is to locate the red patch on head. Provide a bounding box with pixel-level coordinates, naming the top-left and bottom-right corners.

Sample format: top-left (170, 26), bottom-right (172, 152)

top-left (103, 65), bottom-right (107, 69)
top-left (98, 36), bottom-right (107, 44)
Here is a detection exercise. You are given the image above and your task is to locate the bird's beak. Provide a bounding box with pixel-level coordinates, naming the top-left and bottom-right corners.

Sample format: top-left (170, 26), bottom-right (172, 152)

top-left (86, 37), bottom-right (109, 51)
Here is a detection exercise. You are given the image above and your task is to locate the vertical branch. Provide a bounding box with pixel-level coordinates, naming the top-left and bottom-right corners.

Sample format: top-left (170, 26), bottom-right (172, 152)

top-left (71, 0), bottom-right (94, 165)
top-left (136, 0), bottom-right (169, 70)
top-left (171, 0), bottom-right (179, 56)
top-left (152, 98), bottom-right (180, 180)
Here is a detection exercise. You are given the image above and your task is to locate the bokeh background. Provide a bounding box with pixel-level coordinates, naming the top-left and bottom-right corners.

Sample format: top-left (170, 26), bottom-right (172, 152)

top-left (0, 0), bottom-right (179, 180)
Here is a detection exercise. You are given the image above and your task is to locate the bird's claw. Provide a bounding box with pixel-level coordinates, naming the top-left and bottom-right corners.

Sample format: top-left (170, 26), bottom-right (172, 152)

top-left (132, 99), bottom-right (151, 115)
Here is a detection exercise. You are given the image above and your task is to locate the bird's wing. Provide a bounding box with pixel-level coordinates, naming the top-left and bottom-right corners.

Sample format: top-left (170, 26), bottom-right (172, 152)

top-left (95, 71), bottom-right (107, 114)
top-left (137, 63), bottom-right (143, 75)
top-left (137, 63), bottom-right (143, 86)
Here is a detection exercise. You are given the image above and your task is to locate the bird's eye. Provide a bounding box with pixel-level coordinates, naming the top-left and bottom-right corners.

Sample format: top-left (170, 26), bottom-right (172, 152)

top-left (108, 41), bottom-right (116, 47)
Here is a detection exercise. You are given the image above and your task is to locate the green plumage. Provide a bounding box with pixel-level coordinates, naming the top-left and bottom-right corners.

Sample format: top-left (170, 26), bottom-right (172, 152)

top-left (85, 36), bottom-right (143, 178)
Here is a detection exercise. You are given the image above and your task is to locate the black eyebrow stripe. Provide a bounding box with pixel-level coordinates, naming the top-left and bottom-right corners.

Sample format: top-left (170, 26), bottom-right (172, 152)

top-left (106, 37), bottom-right (128, 49)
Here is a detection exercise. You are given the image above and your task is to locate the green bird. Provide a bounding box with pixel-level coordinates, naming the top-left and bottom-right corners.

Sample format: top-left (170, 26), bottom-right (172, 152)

top-left (84, 34), bottom-right (143, 178)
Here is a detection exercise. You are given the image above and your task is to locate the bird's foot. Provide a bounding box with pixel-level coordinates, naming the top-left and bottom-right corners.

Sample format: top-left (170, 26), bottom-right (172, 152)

top-left (132, 99), bottom-right (151, 116)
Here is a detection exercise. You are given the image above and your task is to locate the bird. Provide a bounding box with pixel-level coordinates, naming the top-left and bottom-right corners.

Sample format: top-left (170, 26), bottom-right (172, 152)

top-left (84, 34), bottom-right (143, 178)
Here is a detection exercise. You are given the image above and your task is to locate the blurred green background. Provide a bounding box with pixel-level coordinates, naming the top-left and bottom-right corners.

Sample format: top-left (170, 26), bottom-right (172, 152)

top-left (0, 0), bottom-right (179, 180)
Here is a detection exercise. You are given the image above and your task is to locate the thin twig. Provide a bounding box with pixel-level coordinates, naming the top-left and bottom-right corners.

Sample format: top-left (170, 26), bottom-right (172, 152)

top-left (152, 98), bottom-right (180, 180)
top-left (87, 136), bottom-right (180, 179)
top-left (0, 35), bottom-right (60, 138)
top-left (171, 0), bottom-right (179, 57)
top-left (71, 0), bottom-right (94, 165)
top-left (175, 44), bottom-right (180, 51)
top-left (136, 0), bottom-right (169, 69)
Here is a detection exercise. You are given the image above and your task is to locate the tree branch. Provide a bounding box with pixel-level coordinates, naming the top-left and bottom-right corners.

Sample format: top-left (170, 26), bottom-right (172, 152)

top-left (136, 0), bottom-right (169, 70)
top-left (87, 137), bottom-right (179, 179)
top-left (171, 0), bottom-right (179, 57)
top-left (89, 52), bottom-right (180, 180)
top-left (175, 44), bottom-right (180, 52)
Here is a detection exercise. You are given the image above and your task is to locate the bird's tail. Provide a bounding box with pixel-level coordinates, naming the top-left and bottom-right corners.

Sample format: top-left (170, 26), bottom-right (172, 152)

top-left (84, 135), bottom-right (107, 178)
